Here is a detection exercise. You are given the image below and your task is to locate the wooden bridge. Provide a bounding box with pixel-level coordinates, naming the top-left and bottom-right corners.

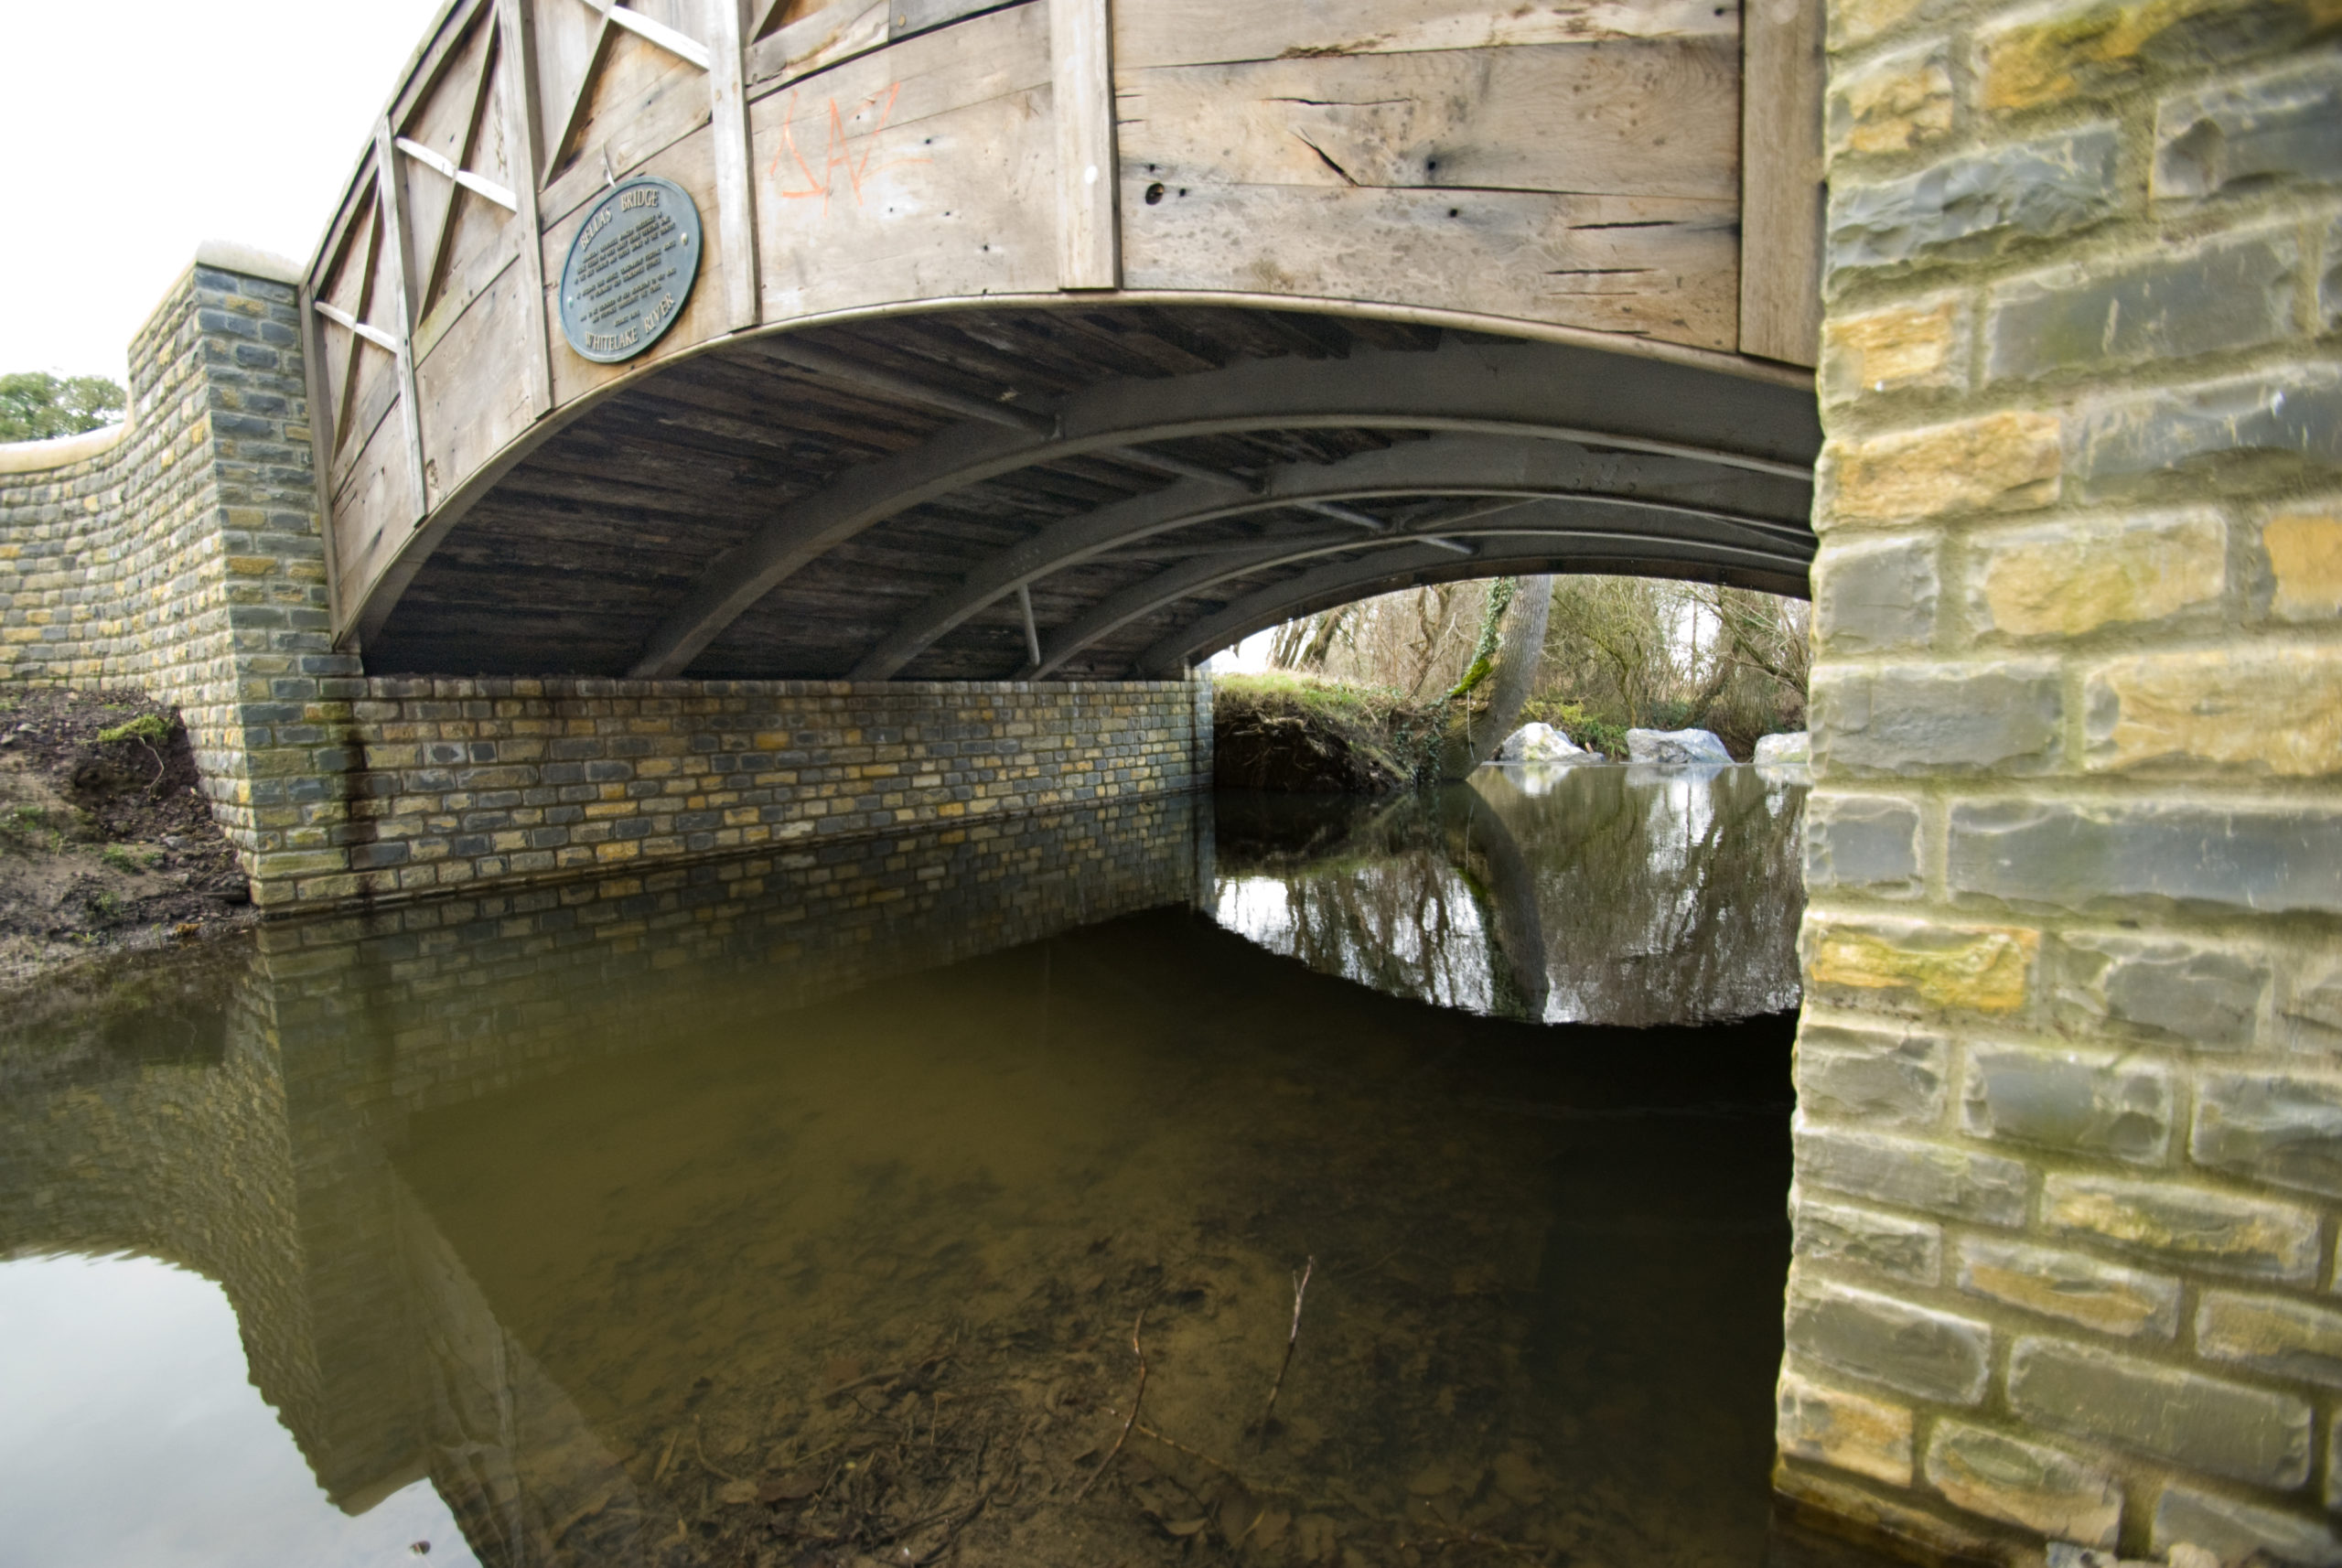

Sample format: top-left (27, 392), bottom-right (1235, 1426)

top-left (306, 0), bottom-right (1825, 681)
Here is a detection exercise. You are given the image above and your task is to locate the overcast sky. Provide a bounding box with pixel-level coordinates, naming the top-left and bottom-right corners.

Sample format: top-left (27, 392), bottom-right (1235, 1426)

top-left (2, 0), bottom-right (445, 384)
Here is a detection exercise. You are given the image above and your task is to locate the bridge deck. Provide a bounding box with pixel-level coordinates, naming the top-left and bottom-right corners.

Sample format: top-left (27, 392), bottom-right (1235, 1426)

top-left (306, 0), bottom-right (1823, 680)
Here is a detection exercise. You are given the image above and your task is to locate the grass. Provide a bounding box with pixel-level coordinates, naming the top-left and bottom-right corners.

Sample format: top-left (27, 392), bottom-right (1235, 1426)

top-left (1212, 671), bottom-right (1448, 789)
top-left (99, 843), bottom-right (164, 874)
top-left (96, 712), bottom-right (172, 746)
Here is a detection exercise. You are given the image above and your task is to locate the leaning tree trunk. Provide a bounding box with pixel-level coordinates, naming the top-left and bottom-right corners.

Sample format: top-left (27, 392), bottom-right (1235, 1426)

top-left (1435, 575), bottom-right (1553, 779)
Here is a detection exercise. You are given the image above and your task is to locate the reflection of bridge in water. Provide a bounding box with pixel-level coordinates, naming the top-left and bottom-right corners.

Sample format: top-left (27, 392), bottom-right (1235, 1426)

top-left (0, 799), bottom-right (1205, 1562)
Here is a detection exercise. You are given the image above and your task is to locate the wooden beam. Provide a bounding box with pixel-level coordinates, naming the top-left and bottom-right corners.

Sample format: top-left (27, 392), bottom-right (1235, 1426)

top-left (1739, 0), bottom-right (1825, 367)
top-left (707, 0), bottom-right (761, 331)
top-left (1137, 530), bottom-right (1813, 677)
top-left (371, 121), bottom-right (433, 521)
top-left (495, 0), bottom-right (555, 419)
top-left (578, 0), bottom-right (712, 69)
top-left (313, 299), bottom-right (405, 356)
top-left (394, 135), bottom-right (520, 211)
top-left (297, 280), bottom-right (349, 635)
top-left (847, 433), bottom-right (1810, 679)
top-left (1049, 0), bottom-right (1118, 289)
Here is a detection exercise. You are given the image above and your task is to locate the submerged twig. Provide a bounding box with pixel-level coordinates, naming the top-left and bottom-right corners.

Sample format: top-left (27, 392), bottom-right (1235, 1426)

top-left (1260, 1256), bottom-right (1316, 1435)
top-left (1074, 1308), bottom-right (1148, 1501)
top-left (693, 1416), bottom-right (746, 1484)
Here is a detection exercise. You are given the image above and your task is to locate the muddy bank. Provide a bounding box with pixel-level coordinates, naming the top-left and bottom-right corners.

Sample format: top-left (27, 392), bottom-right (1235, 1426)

top-left (0, 687), bottom-right (254, 989)
top-left (1212, 676), bottom-right (1436, 794)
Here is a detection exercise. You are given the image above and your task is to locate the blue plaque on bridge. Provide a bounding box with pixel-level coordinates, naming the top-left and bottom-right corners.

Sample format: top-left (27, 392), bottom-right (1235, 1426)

top-left (556, 176), bottom-right (703, 363)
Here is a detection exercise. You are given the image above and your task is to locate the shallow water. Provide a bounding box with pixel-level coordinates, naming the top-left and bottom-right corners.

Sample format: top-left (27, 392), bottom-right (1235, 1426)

top-left (0, 768), bottom-right (1842, 1568)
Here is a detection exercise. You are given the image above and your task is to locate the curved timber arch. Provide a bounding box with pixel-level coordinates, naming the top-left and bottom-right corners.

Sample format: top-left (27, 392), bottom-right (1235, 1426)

top-left (312, 0), bottom-right (1827, 682)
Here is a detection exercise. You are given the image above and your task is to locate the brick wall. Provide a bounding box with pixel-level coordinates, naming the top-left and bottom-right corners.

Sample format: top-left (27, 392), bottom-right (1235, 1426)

top-left (1789, 6), bottom-right (2342, 1566)
top-left (0, 252), bottom-right (1212, 912)
top-left (297, 677), bottom-right (1210, 908)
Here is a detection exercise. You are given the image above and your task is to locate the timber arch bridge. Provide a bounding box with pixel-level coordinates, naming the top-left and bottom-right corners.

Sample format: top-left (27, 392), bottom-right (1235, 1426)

top-left (306, 0), bottom-right (1827, 681)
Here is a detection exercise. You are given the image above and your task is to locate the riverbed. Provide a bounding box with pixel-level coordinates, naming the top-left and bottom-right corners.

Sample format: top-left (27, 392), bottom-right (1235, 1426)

top-left (0, 764), bottom-right (1853, 1568)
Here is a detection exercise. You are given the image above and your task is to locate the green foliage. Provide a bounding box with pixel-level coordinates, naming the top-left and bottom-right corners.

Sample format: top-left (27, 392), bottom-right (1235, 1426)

top-left (1516, 698), bottom-right (1627, 759)
top-left (96, 713), bottom-right (172, 746)
top-left (0, 804), bottom-right (66, 854)
top-left (0, 371), bottom-right (126, 443)
top-left (98, 843), bottom-right (162, 874)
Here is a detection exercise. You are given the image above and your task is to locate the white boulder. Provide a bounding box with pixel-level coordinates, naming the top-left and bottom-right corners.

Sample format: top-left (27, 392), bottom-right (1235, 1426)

top-left (1495, 722), bottom-right (1585, 763)
top-left (1754, 731), bottom-right (1810, 765)
top-left (1625, 726), bottom-right (1733, 766)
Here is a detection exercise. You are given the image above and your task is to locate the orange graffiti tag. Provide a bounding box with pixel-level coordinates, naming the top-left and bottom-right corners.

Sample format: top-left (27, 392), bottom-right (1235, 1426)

top-left (768, 83), bottom-right (929, 215)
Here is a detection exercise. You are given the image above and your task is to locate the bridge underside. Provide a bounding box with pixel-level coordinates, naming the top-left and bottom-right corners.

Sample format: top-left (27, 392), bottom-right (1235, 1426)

top-left (358, 304), bottom-right (1821, 682)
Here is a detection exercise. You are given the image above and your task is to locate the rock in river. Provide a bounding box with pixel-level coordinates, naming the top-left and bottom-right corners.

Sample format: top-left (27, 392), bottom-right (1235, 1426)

top-left (1755, 731), bottom-right (1810, 765)
top-left (1496, 723), bottom-right (1586, 763)
top-left (1626, 727), bottom-right (1734, 766)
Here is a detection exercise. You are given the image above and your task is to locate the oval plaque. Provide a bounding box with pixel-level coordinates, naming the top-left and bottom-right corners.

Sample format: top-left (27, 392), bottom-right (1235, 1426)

top-left (556, 176), bottom-right (703, 363)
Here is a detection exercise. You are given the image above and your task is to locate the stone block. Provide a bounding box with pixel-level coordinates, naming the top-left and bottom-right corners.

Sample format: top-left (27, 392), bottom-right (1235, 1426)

top-left (2043, 1172), bottom-right (2321, 1281)
top-left (2152, 1483), bottom-right (2342, 1568)
top-left (1829, 41), bottom-right (1954, 157)
top-left (1956, 1235), bottom-right (2180, 1338)
top-left (2086, 645), bottom-right (2342, 778)
top-left (1965, 510), bottom-right (2226, 641)
top-left (2072, 366), bottom-right (2342, 494)
top-left (2263, 509), bottom-right (2342, 622)
top-left (1807, 914), bottom-right (2036, 1016)
top-left (2277, 948), bottom-right (2342, 1054)
top-left (1947, 800), bottom-right (2342, 917)
top-left (2052, 932), bottom-right (2266, 1048)
top-left (2155, 54), bottom-right (2342, 202)
top-left (2192, 1069), bottom-right (2342, 1199)
top-left (1777, 1371), bottom-right (1914, 1485)
top-left (1791, 1194), bottom-right (1942, 1283)
top-left (1986, 231), bottom-right (2299, 382)
top-left (1923, 1421), bottom-right (2120, 1547)
top-left (2197, 1291), bottom-right (2342, 1388)
top-left (1794, 1122), bottom-right (2030, 1225)
top-left (1805, 793), bottom-right (1922, 898)
top-left (1982, 0), bottom-right (2334, 114)
top-left (1820, 295), bottom-right (1969, 406)
top-left (1786, 1279), bottom-right (1993, 1403)
top-left (1810, 662), bottom-right (2061, 778)
top-left (1961, 1043), bottom-right (2172, 1162)
top-left (1828, 127), bottom-right (2121, 280)
top-left (1828, 0), bottom-right (1923, 49)
top-left (1797, 1020), bottom-right (1948, 1127)
top-left (1824, 413), bottom-right (2062, 525)
top-left (1812, 535), bottom-right (1939, 654)
top-left (2007, 1336), bottom-right (2311, 1486)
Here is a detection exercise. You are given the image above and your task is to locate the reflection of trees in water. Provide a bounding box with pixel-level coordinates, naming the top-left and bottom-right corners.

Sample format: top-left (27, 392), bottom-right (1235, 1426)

top-left (1212, 767), bottom-right (1805, 1026)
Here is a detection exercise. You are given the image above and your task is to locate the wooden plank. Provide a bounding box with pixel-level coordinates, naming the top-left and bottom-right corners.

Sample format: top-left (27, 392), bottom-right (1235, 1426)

top-left (540, 29), bottom-right (712, 220)
top-left (415, 262), bottom-right (540, 506)
top-left (396, 135), bottom-right (520, 209)
top-left (745, 0), bottom-right (887, 88)
top-left (414, 239), bottom-right (520, 361)
top-left (1114, 0), bottom-right (1733, 70)
top-left (1118, 41), bottom-right (1740, 205)
top-left (371, 123), bottom-right (434, 522)
top-left (708, 0), bottom-right (762, 330)
top-left (316, 299), bottom-right (406, 355)
top-left (496, 0), bottom-right (557, 417)
top-left (1739, 0), bottom-right (1822, 366)
top-left (1121, 182), bottom-right (1739, 352)
top-left (333, 409), bottom-right (429, 618)
top-left (585, 0), bottom-right (714, 68)
top-left (749, 51), bottom-right (1057, 321)
top-left (1050, 0), bottom-right (1118, 289)
top-left (298, 281), bottom-right (349, 633)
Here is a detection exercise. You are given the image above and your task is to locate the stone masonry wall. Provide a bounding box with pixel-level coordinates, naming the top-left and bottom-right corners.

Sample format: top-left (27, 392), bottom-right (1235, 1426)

top-left (0, 252), bottom-right (1212, 913)
top-left (1789, 6), bottom-right (2342, 1567)
top-left (0, 250), bottom-right (368, 899)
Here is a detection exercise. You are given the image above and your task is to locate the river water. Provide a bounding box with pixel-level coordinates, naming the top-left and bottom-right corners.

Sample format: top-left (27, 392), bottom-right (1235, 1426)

top-left (0, 763), bottom-right (1832, 1568)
